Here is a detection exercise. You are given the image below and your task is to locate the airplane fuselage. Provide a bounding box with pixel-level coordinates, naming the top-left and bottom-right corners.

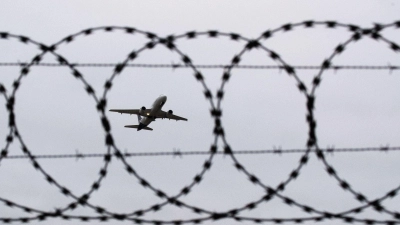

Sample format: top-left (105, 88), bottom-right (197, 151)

top-left (138, 95), bottom-right (167, 130)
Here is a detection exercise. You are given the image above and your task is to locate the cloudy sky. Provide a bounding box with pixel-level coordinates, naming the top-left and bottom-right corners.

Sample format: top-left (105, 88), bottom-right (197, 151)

top-left (1, 1), bottom-right (400, 224)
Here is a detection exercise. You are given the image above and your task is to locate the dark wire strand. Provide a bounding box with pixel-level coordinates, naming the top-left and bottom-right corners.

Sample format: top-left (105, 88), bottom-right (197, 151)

top-left (3, 146), bottom-right (399, 160)
top-left (0, 62), bottom-right (399, 70)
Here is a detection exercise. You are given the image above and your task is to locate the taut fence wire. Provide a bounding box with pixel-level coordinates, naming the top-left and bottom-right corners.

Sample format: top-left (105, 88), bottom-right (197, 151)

top-left (0, 62), bottom-right (399, 71)
top-left (2, 146), bottom-right (400, 160)
top-left (1, 20), bottom-right (400, 224)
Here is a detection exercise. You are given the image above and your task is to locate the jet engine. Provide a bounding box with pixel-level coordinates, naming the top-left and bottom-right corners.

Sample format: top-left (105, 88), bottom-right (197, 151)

top-left (139, 106), bottom-right (146, 115)
top-left (168, 110), bottom-right (173, 114)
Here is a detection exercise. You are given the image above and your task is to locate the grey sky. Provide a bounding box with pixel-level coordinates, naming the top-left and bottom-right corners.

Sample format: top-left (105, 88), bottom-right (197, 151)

top-left (1, 1), bottom-right (400, 224)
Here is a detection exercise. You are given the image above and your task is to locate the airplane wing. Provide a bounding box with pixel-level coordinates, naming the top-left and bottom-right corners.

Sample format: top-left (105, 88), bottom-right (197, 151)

top-left (156, 110), bottom-right (188, 121)
top-left (124, 125), bottom-right (153, 131)
top-left (109, 109), bottom-right (151, 115)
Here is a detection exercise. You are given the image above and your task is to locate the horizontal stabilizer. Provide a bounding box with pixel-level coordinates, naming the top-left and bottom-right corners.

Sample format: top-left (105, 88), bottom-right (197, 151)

top-left (124, 125), bottom-right (153, 131)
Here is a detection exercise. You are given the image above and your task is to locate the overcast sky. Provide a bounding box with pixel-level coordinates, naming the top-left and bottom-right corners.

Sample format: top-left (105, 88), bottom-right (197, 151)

top-left (1, 1), bottom-right (400, 224)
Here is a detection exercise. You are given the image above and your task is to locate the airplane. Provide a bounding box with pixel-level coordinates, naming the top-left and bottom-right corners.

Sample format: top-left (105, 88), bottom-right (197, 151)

top-left (109, 95), bottom-right (188, 131)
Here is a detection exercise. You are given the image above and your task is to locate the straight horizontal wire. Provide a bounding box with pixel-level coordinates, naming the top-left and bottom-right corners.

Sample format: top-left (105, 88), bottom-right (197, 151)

top-left (3, 146), bottom-right (400, 160)
top-left (0, 62), bottom-right (399, 70)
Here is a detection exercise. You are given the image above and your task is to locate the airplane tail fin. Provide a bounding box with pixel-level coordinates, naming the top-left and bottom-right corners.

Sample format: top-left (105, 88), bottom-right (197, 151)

top-left (124, 125), bottom-right (153, 131)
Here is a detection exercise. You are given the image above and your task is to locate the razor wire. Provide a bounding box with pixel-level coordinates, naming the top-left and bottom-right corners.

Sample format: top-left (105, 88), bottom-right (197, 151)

top-left (0, 20), bottom-right (399, 224)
